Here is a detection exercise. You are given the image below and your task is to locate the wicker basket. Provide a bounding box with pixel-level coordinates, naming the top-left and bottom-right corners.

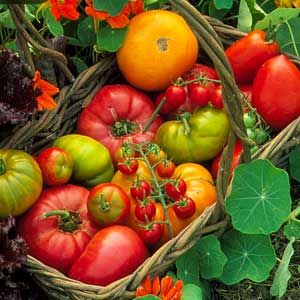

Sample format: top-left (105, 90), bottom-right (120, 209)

top-left (2, 1), bottom-right (300, 299)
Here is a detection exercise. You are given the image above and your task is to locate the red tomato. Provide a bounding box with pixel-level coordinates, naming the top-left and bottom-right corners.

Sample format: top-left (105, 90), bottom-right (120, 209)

top-left (225, 30), bottom-right (279, 84)
top-left (154, 93), bottom-right (177, 115)
top-left (130, 180), bottom-right (151, 200)
top-left (77, 85), bottom-right (162, 161)
top-left (118, 158), bottom-right (139, 175)
top-left (87, 183), bottom-right (130, 227)
top-left (210, 85), bottom-right (224, 109)
top-left (18, 185), bottom-right (99, 274)
top-left (211, 140), bottom-right (244, 179)
top-left (156, 160), bottom-right (176, 178)
top-left (135, 200), bottom-right (156, 223)
top-left (173, 196), bottom-right (196, 219)
top-left (36, 147), bottom-right (73, 186)
top-left (164, 179), bottom-right (187, 200)
top-left (137, 223), bottom-right (163, 246)
top-left (188, 85), bottom-right (210, 107)
top-left (68, 225), bottom-right (149, 286)
top-left (252, 55), bottom-right (300, 131)
top-left (165, 85), bottom-right (187, 108)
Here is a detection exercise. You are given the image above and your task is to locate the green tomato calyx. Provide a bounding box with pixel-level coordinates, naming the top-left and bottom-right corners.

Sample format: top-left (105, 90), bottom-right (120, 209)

top-left (111, 120), bottom-right (138, 137)
top-left (0, 158), bottom-right (6, 175)
top-left (98, 194), bottom-right (111, 212)
top-left (43, 210), bottom-right (82, 232)
top-left (179, 112), bottom-right (191, 136)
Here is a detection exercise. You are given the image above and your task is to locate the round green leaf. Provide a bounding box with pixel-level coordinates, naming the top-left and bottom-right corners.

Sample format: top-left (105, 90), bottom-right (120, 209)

top-left (44, 9), bottom-right (64, 37)
top-left (225, 159), bottom-right (291, 234)
top-left (196, 235), bottom-right (227, 279)
top-left (93, 0), bottom-right (128, 16)
top-left (289, 147), bottom-right (300, 182)
top-left (220, 229), bottom-right (276, 285)
top-left (284, 220), bottom-right (300, 240)
top-left (182, 284), bottom-right (204, 300)
top-left (77, 17), bottom-right (96, 46)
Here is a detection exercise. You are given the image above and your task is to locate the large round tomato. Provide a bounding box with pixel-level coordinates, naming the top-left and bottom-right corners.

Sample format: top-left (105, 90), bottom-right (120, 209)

top-left (155, 107), bottom-right (230, 164)
top-left (0, 149), bottom-right (42, 217)
top-left (117, 10), bottom-right (199, 91)
top-left (68, 225), bottom-right (149, 286)
top-left (53, 134), bottom-right (114, 187)
top-left (18, 184), bottom-right (99, 274)
top-left (77, 85), bottom-right (162, 161)
top-left (252, 55), bottom-right (300, 131)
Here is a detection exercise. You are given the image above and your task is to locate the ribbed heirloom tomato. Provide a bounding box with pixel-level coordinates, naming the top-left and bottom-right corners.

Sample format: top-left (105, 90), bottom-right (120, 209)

top-left (117, 10), bottom-right (199, 91)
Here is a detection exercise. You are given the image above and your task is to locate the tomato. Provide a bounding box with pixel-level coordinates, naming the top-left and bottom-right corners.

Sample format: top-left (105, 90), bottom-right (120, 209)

top-left (135, 200), bottom-right (156, 223)
top-left (118, 158), bottom-right (139, 175)
top-left (211, 140), bottom-right (244, 179)
top-left (155, 107), bottom-right (230, 164)
top-left (188, 85), bottom-right (210, 107)
top-left (68, 225), bottom-right (149, 286)
top-left (137, 223), bottom-right (163, 245)
top-left (87, 183), bottom-right (130, 227)
top-left (173, 196), bottom-right (196, 219)
top-left (164, 179), bottom-right (187, 200)
top-left (53, 134), bottom-right (114, 188)
top-left (156, 160), bottom-right (176, 178)
top-left (155, 93), bottom-right (176, 115)
top-left (18, 184), bottom-right (99, 274)
top-left (147, 149), bottom-right (167, 166)
top-left (130, 180), bottom-right (151, 200)
top-left (165, 85), bottom-right (187, 108)
top-left (210, 85), bottom-right (224, 109)
top-left (116, 10), bottom-right (198, 91)
top-left (252, 55), bottom-right (300, 131)
top-left (77, 85), bottom-right (162, 161)
top-left (225, 30), bottom-right (279, 84)
top-left (0, 149), bottom-right (42, 217)
top-left (36, 147), bottom-right (73, 186)
top-left (114, 146), bottom-right (138, 162)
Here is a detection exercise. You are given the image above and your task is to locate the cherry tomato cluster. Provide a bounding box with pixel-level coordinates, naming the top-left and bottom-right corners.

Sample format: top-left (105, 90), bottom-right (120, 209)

top-left (117, 157), bottom-right (139, 175)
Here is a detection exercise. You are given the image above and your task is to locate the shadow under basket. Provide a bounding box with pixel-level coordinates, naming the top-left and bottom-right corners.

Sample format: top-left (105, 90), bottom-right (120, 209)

top-left (2, 1), bottom-right (300, 299)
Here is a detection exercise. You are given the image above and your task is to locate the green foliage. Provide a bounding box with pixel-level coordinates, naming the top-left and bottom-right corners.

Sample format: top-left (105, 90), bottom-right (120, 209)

top-left (289, 147), bottom-right (300, 182)
top-left (70, 57), bottom-right (88, 74)
top-left (214, 0), bottom-right (233, 9)
top-left (270, 238), bottom-right (295, 297)
top-left (93, 0), bottom-right (128, 16)
top-left (182, 284), bottom-right (204, 300)
top-left (77, 17), bottom-right (96, 46)
top-left (134, 296), bottom-right (160, 300)
top-left (237, 0), bottom-right (253, 32)
top-left (96, 25), bottom-right (128, 52)
top-left (220, 229), bottom-right (276, 285)
top-left (226, 159), bottom-right (291, 235)
top-left (44, 9), bottom-right (64, 37)
top-left (284, 219), bottom-right (300, 239)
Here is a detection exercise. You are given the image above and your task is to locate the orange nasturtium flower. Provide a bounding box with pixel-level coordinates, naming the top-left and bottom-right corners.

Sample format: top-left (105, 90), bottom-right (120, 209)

top-left (275, 0), bottom-right (300, 7)
top-left (33, 71), bottom-right (59, 111)
top-left (85, 0), bottom-right (144, 28)
top-left (135, 275), bottom-right (183, 300)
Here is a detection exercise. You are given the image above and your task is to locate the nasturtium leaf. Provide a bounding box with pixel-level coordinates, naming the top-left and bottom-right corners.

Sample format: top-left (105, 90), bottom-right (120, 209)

top-left (220, 229), bottom-right (276, 285)
top-left (237, 0), bottom-right (253, 32)
top-left (289, 147), bottom-right (300, 182)
top-left (182, 284), bottom-right (204, 300)
top-left (96, 26), bottom-right (128, 52)
top-left (70, 57), bottom-right (88, 74)
top-left (93, 0), bottom-right (128, 16)
top-left (133, 296), bottom-right (160, 300)
top-left (213, 0), bottom-right (233, 10)
top-left (256, 0), bottom-right (276, 13)
top-left (77, 17), bottom-right (96, 46)
top-left (0, 10), bottom-right (15, 29)
top-left (176, 247), bottom-right (200, 285)
top-left (255, 8), bottom-right (300, 29)
top-left (208, 0), bottom-right (230, 20)
top-left (44, 9), bottom-right (64, 36)
top-left (195, 235), bottom-right (227, 279)
top-left (166, 270), bottom-right (178, 281)
top-left (270, 237), bottom-right (295, 297)
top-left (284, 219), bottom-right (300, 240)
top-left (225, 159), bottom-right (291, 235)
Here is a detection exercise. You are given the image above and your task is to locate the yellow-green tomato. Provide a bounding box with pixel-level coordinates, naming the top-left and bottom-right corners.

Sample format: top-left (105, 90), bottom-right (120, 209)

top-left (155, 107), bottom-right (230, 164)
top-left (0, 149), bottom-right (42, 217)
top-left (53, 134), bottom-right (114, 188)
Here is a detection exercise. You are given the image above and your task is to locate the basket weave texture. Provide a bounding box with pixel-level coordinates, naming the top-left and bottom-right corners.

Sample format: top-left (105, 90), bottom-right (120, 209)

top-left (2, 1), bottom-right (300, 299)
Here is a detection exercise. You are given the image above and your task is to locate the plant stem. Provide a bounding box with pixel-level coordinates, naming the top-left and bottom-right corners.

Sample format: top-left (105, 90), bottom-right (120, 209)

top-left (289, 205), bottom-right (300, 220)
top-left (180, 76), bottom-right (221, 86)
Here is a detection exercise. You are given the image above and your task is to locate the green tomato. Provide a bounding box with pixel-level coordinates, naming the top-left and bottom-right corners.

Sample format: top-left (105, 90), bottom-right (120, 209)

top-left (155, 107), bottom-right (230, 164)
top-left (53, 134), bottom-right (114, 188)
top-left (243, 112), bottom-right (256, 129)
top-left (254, 129), bottom-right (269, 145)
top-left (0, 149), bottom-right (42, 217)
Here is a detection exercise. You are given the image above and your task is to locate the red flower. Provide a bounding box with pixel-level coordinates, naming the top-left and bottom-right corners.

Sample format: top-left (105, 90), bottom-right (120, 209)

top-left (136, 275), bottom-right (183, 300)
top-left (33, 71), bottom-right (59, 111)
top-left (85, 0), bottom-right (144, 28)
top-left (49, 0), bottom-right (80, 21)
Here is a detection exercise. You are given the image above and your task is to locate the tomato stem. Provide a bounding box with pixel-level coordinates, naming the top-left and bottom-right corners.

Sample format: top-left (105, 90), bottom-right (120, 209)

top-left (179, 113), bottom-right (191, 135)
top-left (179, 75), bottom-right (220, 86)
top-left (98, 194), bottom-right (110, 212)
top-left (0, 158), bottom-right (6, 175)
top-left (142, 97), bottom-right (166, 133)
top-left (111, 120), bottom-right (138, 137)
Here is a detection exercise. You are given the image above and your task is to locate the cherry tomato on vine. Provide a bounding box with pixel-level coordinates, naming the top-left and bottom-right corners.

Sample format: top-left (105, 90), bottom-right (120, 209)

top-left (155, 93), bottom-right (177, 115)
top-left (165, 85), bottom-right (187, 108)
top-left (117, 158), bottom-right (139, 175)
top-left (130, 180), bottom-right (151, 200)
top-left (164, 179), bottom-right (187, 200)
top-left (135, 200), bottom-right (156, 223)
top-left (173, 196), bottom-right (196, 219)
top-left (137, 223), bottom-right (163, 245)
top-left (210, 85), bottom-right (223, 109)
top-left (114, 146), bottom-right (138, 162)
top-left (188, 85), bottom-right (210, 107)
top-left (156, 160), bottom-right (176, 178)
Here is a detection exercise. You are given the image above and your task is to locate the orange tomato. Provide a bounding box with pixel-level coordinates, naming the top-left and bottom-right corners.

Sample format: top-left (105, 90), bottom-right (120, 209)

top-left (116, 10), bottom-right (199, 92)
